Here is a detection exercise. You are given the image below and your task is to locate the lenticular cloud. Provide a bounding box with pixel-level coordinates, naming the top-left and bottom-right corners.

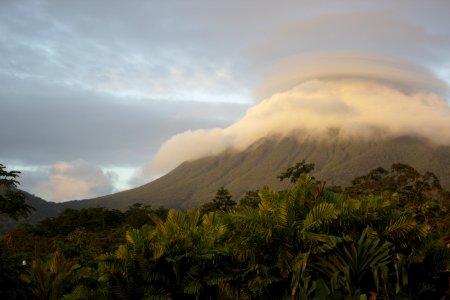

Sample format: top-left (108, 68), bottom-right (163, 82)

top-left (146, 78), bottom-right (450, 176)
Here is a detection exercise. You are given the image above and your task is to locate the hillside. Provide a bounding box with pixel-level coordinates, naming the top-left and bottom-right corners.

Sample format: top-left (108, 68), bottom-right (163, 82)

top-left (64, 135), bottom-right (450, 210)
top-left (0, 191), bottom-right (63, 235)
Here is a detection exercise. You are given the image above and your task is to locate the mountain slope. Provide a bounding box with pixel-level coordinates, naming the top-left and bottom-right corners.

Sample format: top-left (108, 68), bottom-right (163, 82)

top-left (0, 191), bottom-right (64, 235)
top-left (65, 135), bottom-right (450, 210)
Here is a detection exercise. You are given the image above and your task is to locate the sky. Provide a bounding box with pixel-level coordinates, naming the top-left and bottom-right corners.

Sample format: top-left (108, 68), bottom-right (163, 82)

top-left (1, 0), bottom-right (450, 202)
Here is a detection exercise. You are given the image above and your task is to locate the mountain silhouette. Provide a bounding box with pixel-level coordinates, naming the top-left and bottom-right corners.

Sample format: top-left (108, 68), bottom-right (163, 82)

top-left (62, 135), bottom-right (450, 210)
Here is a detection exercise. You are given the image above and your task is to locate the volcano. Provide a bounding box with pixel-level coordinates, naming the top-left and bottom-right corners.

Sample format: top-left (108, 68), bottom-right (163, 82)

top-left (63, 135), bottom-right (450, 210)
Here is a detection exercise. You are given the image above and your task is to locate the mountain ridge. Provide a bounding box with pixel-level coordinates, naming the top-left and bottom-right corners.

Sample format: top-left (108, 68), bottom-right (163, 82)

top-left (0, 191), bottom-right (64, 235)
top-left (61, 135), bottom-right (450, 210)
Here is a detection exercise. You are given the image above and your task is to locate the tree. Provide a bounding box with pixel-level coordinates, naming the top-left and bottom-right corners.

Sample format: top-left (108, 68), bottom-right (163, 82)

top-left (98, 224), bottom-right (163, 299)
top-left (0, 165), bottom-right (36, 299)
top-left (97, 209), bottom-right (230, 299)
top-left (222, 176), bottom-right (337, 299)
top-left (20, 251), bottom-right (79, 300)
top-left (124, 203), bottom-right (154, 228)
top-left (344, 163), bottom-right (450, 235)
top-left (239, 190), bottom-right (260, 208)
top-left (148, 209), bottom-right (229, 298)
top-left (0, 248), bottom-right (31, 299)
top-left (3, 161), bottom-right (449, 299)
top-left (277, 160), bottom-right (315, 183)
top-left (346, 163), bottom-right (445, 204)
top-left (315, 228), bottom-right (394, 299)
top-left (0, 163), bottom-right (34, 219)
top-left (201, 186), bottom-right (236, 213)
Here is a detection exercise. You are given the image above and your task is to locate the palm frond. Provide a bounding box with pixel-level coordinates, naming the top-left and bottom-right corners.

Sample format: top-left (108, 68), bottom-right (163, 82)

top-left (302, 202), bottom-right (339, 232)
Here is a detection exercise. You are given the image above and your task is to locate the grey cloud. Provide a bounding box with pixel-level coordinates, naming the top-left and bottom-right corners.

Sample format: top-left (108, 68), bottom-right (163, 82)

top-left (3, 1), bottom-right (449, 103)
top-left (0, 76), bottom-right (248, 167)
top-left (249, 12), bottom-right (450, 99)
top-left (1, 0), bottom-right (250, 102)
top-left (255, 52), bottom-right (449, 100)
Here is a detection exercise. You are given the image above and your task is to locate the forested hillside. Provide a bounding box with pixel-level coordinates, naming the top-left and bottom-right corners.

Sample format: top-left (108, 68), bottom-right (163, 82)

top-left (74, 135), bottom-right (450, 210)
top-left (0, 191), bottom-right (63, 235)
top-left (1, 162), bottom-right (449, 299)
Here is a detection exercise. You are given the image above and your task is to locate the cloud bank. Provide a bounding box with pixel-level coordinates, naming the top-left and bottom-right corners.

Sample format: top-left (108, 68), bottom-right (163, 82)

top-left (146, 76), bottom-right (450, 177)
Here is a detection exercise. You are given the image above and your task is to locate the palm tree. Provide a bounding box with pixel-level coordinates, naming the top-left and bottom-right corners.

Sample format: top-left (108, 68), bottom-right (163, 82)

top-left (313, 228), bottom-right (393, 299)
top-left (149, 208), bottom-right (231, 299)
top-left (221, 175), bottom-right (341, 299)
top-left (98, 208), bottom-right (230, 299)
top-left (98, 224), bottom-right (170, 299)
top-left (223, 174), bottom-right (439, 299)
top-left (20, 251), bottom-right (79, 300)
top-left (89, 167), bottom-right (447, 299)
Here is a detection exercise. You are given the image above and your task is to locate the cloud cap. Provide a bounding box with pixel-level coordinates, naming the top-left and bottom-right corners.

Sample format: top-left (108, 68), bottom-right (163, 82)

top-left (147, 78), bottom-right (450, 176)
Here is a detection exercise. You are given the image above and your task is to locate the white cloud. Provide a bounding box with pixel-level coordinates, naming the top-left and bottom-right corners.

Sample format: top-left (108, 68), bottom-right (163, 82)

top-left (146, 79), bottom-right (450, 177)
top-left (32, 159), bottom-right (116, 202)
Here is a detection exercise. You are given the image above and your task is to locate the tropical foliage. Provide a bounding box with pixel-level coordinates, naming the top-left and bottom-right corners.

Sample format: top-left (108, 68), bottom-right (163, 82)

top-left (0, 163), bottom-right (34, 220)
top-left (1, 163), bottom-right (449, 299)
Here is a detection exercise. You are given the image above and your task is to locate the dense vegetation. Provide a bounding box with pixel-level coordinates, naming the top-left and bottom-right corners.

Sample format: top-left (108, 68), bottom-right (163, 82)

top-left (0, 163), bottom-right (34, 220)
top-left (1, 163), bottom-right (449, 299)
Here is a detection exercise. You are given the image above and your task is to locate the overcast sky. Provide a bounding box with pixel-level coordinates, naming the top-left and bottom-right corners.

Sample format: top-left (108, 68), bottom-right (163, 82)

top-left (1, 0), bottom-right (450, 202)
